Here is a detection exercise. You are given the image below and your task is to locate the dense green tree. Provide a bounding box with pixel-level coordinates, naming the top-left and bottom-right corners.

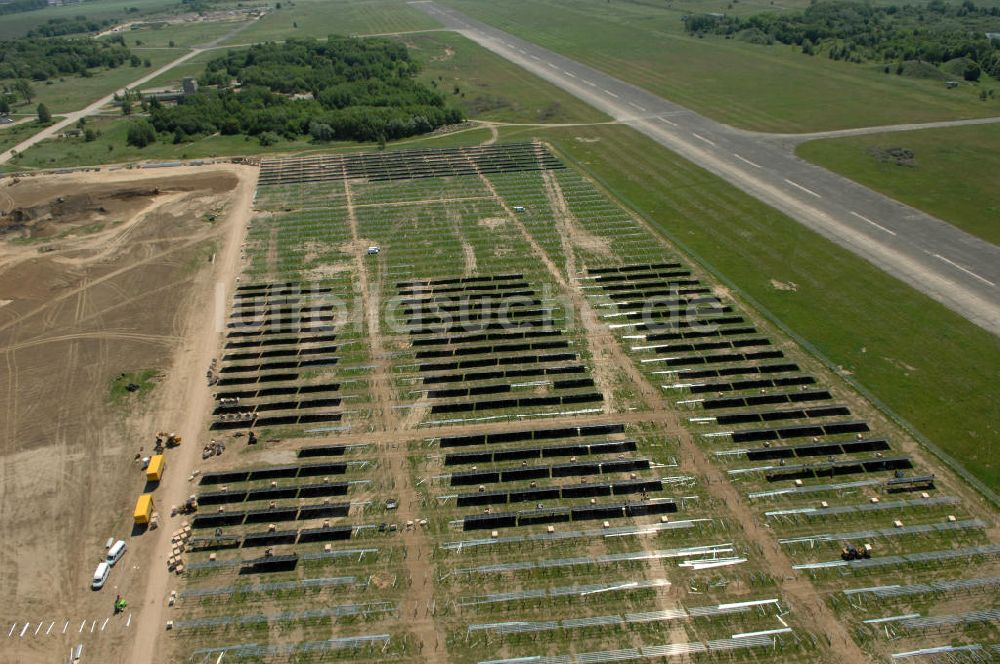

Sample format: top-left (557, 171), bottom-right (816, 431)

top-left (36, 102), bottom-right (50, 123)
top-left (126, 120), bottom-right (156, 147)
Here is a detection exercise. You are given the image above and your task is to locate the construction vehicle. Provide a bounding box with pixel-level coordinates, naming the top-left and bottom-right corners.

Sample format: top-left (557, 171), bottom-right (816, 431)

top-left (173, 495), bottom-right (198, 514)
top-left (145, 454), bottom-right (166, 482)
top-left (840, 543), bottom-right (872, 561)
top-left (154, 432), bottom-right (182, 454)
top-left (134, 494), bottom-right (155, 526)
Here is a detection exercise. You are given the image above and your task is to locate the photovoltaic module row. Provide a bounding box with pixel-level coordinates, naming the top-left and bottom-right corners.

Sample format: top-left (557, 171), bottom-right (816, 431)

top-left (457, 478), bottom-right (664, 506)
top-left (441, 423), bottom-right (625, 448)
top-left (445, 439), bottom-right (637, 465)
top-left (258, 143), bottom-right (563, 185)
top-left (463, 500), bottom-right (677, 531)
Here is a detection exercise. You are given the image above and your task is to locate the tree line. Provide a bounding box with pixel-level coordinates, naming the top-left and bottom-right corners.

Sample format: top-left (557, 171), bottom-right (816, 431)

top-left (0, 0), bottom-right (48, 16)
top-left (684, 0), bottom-right (1000, 81)
top-left (135, 38), bottom-right (463, 147)
top-left (0, 36), bottom-right (133, 82)
top-left (27, 16), bottom-right (118, 38)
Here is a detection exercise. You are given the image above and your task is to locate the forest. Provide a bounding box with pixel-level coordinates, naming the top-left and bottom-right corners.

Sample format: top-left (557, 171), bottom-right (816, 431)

top-left (0, 0), bottom-right (48, 16)
top-left (144, 38), bottom-right (463, 145)
top-left (0, 36), bottom-right (133, 81)
top-left (684, 0), bottom-right (1000, 80)
top-left (26, 16), bottom-right (118, 38)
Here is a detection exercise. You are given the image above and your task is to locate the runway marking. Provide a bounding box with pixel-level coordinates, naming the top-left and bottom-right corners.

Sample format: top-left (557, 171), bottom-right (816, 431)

top-left (530, 54), bottom-right (540, 60)
top-left (546, 62), bottom-right (559, 69)
top-left (784, 179), bottom-right (822, 198)
top-left (733, 153), bottom-right (761, 168)
top-left (603, 89), bottom-right (620, 98)
top-left (563, 71), bottom-right (576, 78)
top-left (629, 102), bottom-right (646, 111)
top-left (516, 48), bottom-right (526, 54)
top-left (658, 117), bottom-right (678, 127)
top-left (931, 253), bottom-right (996, 287)
top-left (691, 133), bottom-right (716, 147)
top-left (583, 79), bottom-right (597, 87)
top-left (850, 211), bottom-right (897, 236)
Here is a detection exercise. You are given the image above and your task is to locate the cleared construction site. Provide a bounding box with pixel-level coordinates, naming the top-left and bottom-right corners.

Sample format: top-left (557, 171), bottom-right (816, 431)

top-left (2, 143), bottom-right (998, 663)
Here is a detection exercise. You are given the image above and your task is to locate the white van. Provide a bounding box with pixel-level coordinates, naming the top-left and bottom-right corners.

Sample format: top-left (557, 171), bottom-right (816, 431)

top-left (106, 540), bottom-right (127, 566)
top-left (92, 562), bottom-right (110, 590)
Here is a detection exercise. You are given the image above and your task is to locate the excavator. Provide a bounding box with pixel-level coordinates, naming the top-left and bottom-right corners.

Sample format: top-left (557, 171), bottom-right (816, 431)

top-left (841, 542), bottom-right (872, 561)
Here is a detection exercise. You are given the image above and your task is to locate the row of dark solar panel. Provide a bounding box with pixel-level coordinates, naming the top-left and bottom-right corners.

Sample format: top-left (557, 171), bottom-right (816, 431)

top-left (431, 392), bottom-right (602, 414)
top-left (644, 327), bottom-right (760, 346)
top-left (716, 404), bottom-right (849, 425)
top-left (441, 423), bottom-right (626, 448)
top-left (428, 377), bottom-right (593, 400)
top-left (423, 364), bottom-right (586, 386)
top-left (618, 304), bottom-right (734, 322)
top-left (589, 266), bottom-right (684, 282)
top-left (210, 412), bottom-right (341, 430)
top-left (192, 502), bottom-right (351, 529)
top-left (198, 481), bottom-right (349, 505)
top-left (457, 478), bottom-right (663, 506)
top-left (657, 348), bottom-right (782, 368)
top-left (598, 273), bottom-right (695, 291)
top-left (745, 437), bottom-right (890, 461)
top-left (586, 263), bottom-right (679, 275)
top-left (233, 287), bottom-right (335, 301)
top-left (297, 445), bottom-right (349, 458)
top-left (415, 339), bottom-right (569, 360)
top-left (629, 314), bottom-right (744, 334)
top-left (609, 288), bottom-right (713, 304)
top-left (732, 420), bottom-right (870, 443)
top-left (223, 345), bottom-right (338, 362)
top-left (418, 351), bottom-right (577, 373)
top-left (219, 357), bottom-right (338, 374)
top-left (201, 462), bottom-right (351, 484)
top-left (215, 382), bottom-right (340, 401)
top-left (190, 525), bottom-right (352, 552)
top-left (225, 333), bottom-right (337, 350)
top-left (227, 314), bottom-right (334, 330)
top-left (231, 293), bottom-right (334, 309)
top-left (451, 458), bottom-right (651, 486)
top-left (690, 375), bottom-right (814, 395)
top-left (403, 307), bottom-right (555, 328)
top-left (765, 456), bottom-right (912, 483)
top-left (445, 439), bottom-right (637, 465)
top-left (229, 305), bottom-right (333, 322)
top-left (407, 319), bottom-right (553, 338)
top-left (462, 500), bottom-right (677, 531)
top-left (412, 328), bottom-right (561, 348)
top-left (674, 362), bottom-right (800, 381)
top-left (702, 389), bottom-right (831, 411)
top-left (225, 324), bottom-right (333, 340)
top-left (235, 281), bottom-right (298, 293)
top-left (641, 339), bottom-right (772, 357)
top-left (214, 397), bottom-right (341, 416)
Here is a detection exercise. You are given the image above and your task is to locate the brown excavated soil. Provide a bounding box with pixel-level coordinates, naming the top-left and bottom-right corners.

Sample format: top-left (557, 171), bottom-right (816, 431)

top-left (0, 165), bottom-right (255, 663)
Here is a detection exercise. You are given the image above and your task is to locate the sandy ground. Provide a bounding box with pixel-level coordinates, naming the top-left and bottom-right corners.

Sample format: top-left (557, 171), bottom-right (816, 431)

top-left (0, 164), bottom-right (256, 663)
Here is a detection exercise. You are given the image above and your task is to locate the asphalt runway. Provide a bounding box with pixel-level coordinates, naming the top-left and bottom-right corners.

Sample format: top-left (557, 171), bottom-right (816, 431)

top-left (412, 0), bottom-right (1000, 336)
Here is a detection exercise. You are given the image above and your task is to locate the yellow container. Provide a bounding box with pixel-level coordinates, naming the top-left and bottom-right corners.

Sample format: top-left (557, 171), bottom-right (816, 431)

top-left (146, 454), bottom-right (166, 482)
top-left (134, 494), bottom-right (155, 525)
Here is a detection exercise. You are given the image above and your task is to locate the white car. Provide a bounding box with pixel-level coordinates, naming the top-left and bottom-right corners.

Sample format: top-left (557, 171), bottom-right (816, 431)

top-left (106, 540), bottom-right (127, 566)
top-left (91, 562), bottom-right (110, 590)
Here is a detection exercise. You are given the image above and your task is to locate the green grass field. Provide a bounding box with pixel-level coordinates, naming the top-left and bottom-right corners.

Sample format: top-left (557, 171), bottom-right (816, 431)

top-left (797, 124), bottom-right (1000, 246)
top-left (0, 0), bottom-right (179, 40)
top-left (107, 18), bottom-right (251, 49)
top-left (515, 122), bottom-right (1000, 492)
top-left (410, 31), bottom-right (610, 125)
top-left (439, 0), bottom-right (1000, 133)
top-left (220, 0), bottom-right (440, 45)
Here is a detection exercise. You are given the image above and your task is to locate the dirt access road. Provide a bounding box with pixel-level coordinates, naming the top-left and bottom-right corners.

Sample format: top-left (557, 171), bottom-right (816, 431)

top-left (0, 164), bottom-right (255, 663)
top-left (411, 1), bottom-right (1000, 337)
